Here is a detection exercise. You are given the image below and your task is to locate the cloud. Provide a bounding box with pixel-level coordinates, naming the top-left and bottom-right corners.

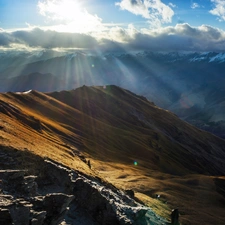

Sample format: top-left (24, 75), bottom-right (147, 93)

top-left (0, 28), bottom-right (98, 49)
top-left (210, 0), bottom-right (225, 21)
top-left (191, 3), bottom-right (200, 9)
top-left (107, 24), bottom-right (138, 43)
top-left (169, 3), bottom-right (176, 8)
top-left (115, 0), bottom-right (174, 27)
top-left (1, 24), bottom-right (225, 52)
top-left (104, 23), bottom-right (225, 52)
top-left (0, 31), bottom-right (15, 47)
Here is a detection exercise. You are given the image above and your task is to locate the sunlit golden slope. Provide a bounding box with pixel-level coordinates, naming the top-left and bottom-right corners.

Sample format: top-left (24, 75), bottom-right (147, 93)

top-left (1, 85), bottom-right (225, 224)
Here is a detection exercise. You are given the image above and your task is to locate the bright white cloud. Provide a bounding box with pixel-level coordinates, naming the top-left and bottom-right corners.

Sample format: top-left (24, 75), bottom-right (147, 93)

top-left (37, 0), bottom-right (103, 33)
top-left (210, 0), bottom-right (225, 21)
top-left (191, 3), bottom-right (200, 9)
top-left (115, 0), bottom-right (174, 28)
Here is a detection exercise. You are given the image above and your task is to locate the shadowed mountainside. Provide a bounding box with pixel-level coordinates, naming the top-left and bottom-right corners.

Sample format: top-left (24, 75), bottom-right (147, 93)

top-left (1, 51), bottom-right (225, 138)
top-left (0, 85), bottom-right (225, 224)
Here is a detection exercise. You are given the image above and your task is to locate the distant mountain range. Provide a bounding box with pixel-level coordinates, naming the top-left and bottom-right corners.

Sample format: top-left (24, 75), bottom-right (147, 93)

top-left (0, 85), bottom-right (225, 224)
top-left (1, 50), bottom-right (225, 138)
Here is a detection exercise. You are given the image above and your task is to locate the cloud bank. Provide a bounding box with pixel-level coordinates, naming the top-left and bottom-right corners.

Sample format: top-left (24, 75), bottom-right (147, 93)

top-left (1, 23), bottom-right (225, 52)
top-left (0, 28), bottom-right (98, 49)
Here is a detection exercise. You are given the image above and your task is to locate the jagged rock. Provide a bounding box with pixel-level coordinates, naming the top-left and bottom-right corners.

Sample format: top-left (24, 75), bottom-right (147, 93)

top-left (0, 153), bottom-right (167, 225)
top-left (30, 210), bottom-right (46, 225)
top-left (2, 170), bottom-right (25, 195)
top-left (30, 196), bottom-right (45, 211)
top-left (125, 189), bottom-right (135, 198)
top-left (31, 218), bottom-right (41, 225)
top-left (43, 193), bottom-right (74, 225)
top-left (37, 160), bottom-right (74, 194)
top-left (73, 177), bottom-right (119, 225)
top-left (1, 171), bottom-right (37, 197)
top-left (9, 201), bottom-right (31, 225)
top-left (72, 176), bottom-right (150, 225)
top-left (23, 175), bottom-right (38, 197)
top-left (0, 153), bottom-right (17, 169)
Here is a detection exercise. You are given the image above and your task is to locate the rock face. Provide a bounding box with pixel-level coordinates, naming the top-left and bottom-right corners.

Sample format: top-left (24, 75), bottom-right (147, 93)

top-left (0, 154), bottom-right (167, 225)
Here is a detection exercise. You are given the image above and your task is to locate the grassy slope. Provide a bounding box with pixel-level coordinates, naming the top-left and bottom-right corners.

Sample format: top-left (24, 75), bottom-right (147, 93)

top-left (0, 86), bottom-right (225, 224)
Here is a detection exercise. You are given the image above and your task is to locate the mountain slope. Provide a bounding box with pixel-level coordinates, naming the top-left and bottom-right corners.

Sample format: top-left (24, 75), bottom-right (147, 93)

top-left (0, 85), bottom-right (225, 224)
top-left (48, 85), bottom-right (225, 175)
top-left (1, 51), bottom-right (225, 138)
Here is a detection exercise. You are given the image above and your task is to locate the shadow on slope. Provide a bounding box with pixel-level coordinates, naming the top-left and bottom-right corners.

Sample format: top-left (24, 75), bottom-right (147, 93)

top-left (0, 85), bottom-right (225, 224)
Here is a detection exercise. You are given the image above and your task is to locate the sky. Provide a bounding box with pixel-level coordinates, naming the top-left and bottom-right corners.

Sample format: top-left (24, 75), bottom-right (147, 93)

top-left (1, 0), bottom-right (225, 52)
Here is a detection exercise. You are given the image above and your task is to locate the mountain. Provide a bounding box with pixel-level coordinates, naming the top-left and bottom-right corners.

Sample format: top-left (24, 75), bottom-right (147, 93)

top-left (0, 85), bottom-right (225, 224)
top-left (1, 51), bottom-right (225, 138)
top-left (0, 72), bottom-right (65, 92)
top-left (0, 50), bottom-right (68, 74)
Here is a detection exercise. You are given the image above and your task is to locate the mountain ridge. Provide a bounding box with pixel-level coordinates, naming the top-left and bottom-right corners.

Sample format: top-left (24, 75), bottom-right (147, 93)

top-left (1, 50), bottom-right (225, 139)
top-left (1, 85), bottom-right (225, 224)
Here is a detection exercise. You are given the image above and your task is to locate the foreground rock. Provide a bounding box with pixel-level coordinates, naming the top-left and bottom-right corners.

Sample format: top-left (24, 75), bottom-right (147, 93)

top-left (0, 154), bottom-right (167, 225)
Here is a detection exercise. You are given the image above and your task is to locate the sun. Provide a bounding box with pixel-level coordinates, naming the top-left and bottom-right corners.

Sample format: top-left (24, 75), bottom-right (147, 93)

top-left (38, 0), bottom-right (83, 22)
top-left (38, 0), bottom-right (102, 33)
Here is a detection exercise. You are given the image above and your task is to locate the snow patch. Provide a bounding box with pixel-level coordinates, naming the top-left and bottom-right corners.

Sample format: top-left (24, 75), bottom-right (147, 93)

top-left (15, 90), bottom-right (32, 94)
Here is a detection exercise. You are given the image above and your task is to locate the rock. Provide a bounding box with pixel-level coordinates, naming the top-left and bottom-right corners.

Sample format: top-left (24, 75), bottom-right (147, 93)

top-left (171, 208), bottom-right (179, 225)
top-left (23, 175), bottom-right (38, 197)
top-left (0, 208), bottom-right (13, 225)
top-left (73, 177), bottom-right (119, 225)
top-left (9, 201), bottom-right (31, 225)
top-left (125, 189), bottom-right (135, 198)
top-left (38, 160), bottom-right (73, 194)
top-left (1, 171), bottom-right (37, 197)
top-left (30, 196), bottom-right (45, 211)
top-left (0, 152), bottom-right (167, 225)
top-left (30, 210), bottom-right (46, 225)
top-left (43, 193), bottom-right (74, 225)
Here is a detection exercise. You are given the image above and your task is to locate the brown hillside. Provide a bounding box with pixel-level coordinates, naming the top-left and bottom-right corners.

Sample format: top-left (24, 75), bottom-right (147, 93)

top-left (0, 85), bottom-right (225, 224)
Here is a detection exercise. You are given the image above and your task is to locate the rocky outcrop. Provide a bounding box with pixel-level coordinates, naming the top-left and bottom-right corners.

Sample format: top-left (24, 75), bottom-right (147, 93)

top-left (0, 155), bottom-right (167, 225)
